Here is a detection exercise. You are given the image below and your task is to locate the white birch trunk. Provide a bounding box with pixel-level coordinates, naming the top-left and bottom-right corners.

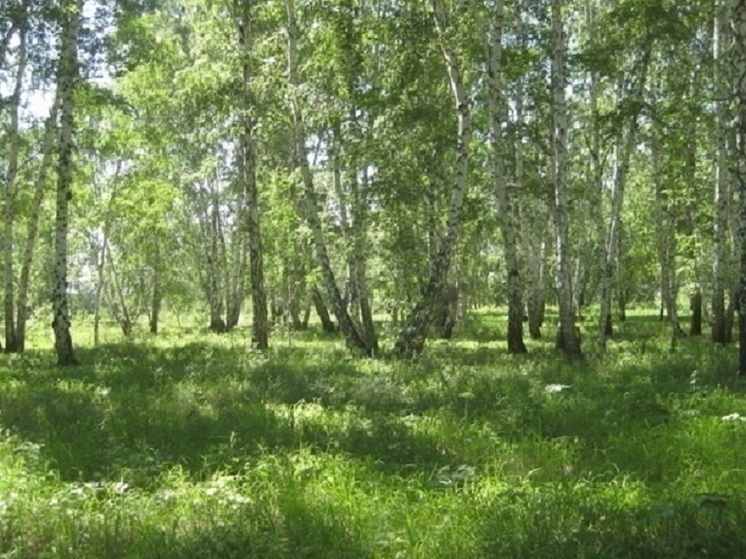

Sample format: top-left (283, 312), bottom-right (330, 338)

top-left (393, 0), bottom-right (471, 358)
top-left (489, 0), bottom-right (526, 353)
top-left (285, 0), bottom-right (369, 353)
top-left (16, 96), bottom-right (60, 352)
top-left (52, 0), bottom-right (81, 366)
top-left (730, 0), bottom-right (746, 373)
top-left (4, 26), bottom-right (27, 352)
top-left (713, 0), bottom-right (730, 344)
top-left (551, 0), bottom-right (582, 360)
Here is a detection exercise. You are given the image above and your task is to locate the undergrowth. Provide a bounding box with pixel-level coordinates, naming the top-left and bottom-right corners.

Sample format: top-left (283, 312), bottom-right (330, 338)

top-left (0, 310), bottom-right (745, 558)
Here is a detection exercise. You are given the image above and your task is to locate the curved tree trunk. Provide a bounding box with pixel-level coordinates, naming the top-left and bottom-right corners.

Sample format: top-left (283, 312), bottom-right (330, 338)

top-left (16, 95), bottom-right (60, 352)
top-left (393, 0), bottom-right (471, 358)
top-left (285, 0), bottom-right (368, 354)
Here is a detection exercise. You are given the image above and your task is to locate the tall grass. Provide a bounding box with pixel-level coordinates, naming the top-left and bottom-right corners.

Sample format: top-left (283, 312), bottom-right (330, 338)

top-left (1, 309), bottom-right (745, 557)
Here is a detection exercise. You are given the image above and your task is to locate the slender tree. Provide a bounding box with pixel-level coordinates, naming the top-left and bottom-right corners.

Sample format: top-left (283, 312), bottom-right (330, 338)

top-left (488, 0), bottom-right (526, 353)
top-left (550, 0), bottom-right (582, 360)
top-left (731, 0), bottom-right (746, 373)
top-left (4, 14), bottom-right (27, 353)
top-left (51, 0), bottom-right (81, 365)
top-left (714, 0), bottom-right (730, 344)
top-left (393, 0), bottom-right (472, 358)
top-left (285, 0), bottom-right (370, 354)
top-left (235, 0), bottom-right (269, 349)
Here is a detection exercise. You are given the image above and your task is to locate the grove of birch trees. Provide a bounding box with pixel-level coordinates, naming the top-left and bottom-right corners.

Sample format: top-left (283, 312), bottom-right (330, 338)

top-left (2, 0), bottom-right (746, 366)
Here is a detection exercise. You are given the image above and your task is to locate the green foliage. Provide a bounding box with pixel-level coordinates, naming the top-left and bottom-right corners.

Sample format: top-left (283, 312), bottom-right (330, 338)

top-left (1, 311), bottom-right (746, 557)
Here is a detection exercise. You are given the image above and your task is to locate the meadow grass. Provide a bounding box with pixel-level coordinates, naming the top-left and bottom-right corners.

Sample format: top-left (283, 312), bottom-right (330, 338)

top-left (1, 309), bottom-right (746, 557)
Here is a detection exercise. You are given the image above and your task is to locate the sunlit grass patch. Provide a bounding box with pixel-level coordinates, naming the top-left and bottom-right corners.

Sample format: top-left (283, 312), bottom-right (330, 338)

top-left (1, 310), bottom-right (746, 556)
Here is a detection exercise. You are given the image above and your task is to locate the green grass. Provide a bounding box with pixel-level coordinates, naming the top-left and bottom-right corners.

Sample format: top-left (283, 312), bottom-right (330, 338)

top-left (1, 309), bottom-right (746, 557)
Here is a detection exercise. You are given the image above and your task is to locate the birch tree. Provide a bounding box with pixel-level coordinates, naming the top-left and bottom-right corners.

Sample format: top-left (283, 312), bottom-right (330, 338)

top-left (550, 0), bottom-right (581, 360)
top-left (51, 0), bottom-right (81, 366)
top-left (234, 0), bottom-right (269, 349)
top-left (393, 0), bottom-right (472, 358)
top-left (488, 0), bottom-right (526, 353)
top-left (284, 0), bottom-right (370, 354)
top-left (730, 0), bottom-right (746, 373)
top-left (713, 0), bottom-right (730, 344)
top-left (3, 9), bottom-right (27, 352)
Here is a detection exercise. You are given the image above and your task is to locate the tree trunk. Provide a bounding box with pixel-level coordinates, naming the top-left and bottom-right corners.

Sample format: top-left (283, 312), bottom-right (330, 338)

top-left (690, 289), bottom-right (703, 337)
top-left (16, 95), bottom-right (60, 352)
top-left (725, 280), bottom-right (738, 343)
top-left (4, 26), bottom-right (27, 353)
top-left (207, 187), bottom-right (227, 333)
top-left (713, 0), bottom-right (730, 344)
top-left (651, 103), bottom-right (686, 342)
top-left (516, 77), bottom-right (545, 341)
top-left (489, 0), bottom-right (526, 354)
top-left (285, 0), bottom-right (368, 354)
top-left (149, 238), bottom-right (161, 334)
top-left (311, 285), bottom-right (336, 333)
top-left (351, 169), bottom-right (378, 353)
top-left (551, 0), bottom-right (582, 361)
top-left (104, 245), bottom-right (135, 337)
top-left (393, 0), bottom-right (471, 358)
top-left (93, 238), bottom-right (107, 345)
top-left (731, 0), bottom-right (746, 373)
top-left (236, 2), bottom-right (269, 349)
top-left (51, 0), bottom-right (80, 366)
top-left (332, 124), bottom-right (378, 353)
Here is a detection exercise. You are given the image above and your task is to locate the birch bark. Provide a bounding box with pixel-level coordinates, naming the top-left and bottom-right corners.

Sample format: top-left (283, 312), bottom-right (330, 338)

top-left (285, 0), bottom-right (369, 353)
top-left (393, 0), bottom-right (471, 358)
top-left (52, 0), bottom-right (81, 366)
top-left (488, 0), bottom-right (526, 353)
top-left (236, 1), bottom-right (269, 349)
top-left (730, 0), bottom-right (746, 372)
top-left (16, 96), bottom-right (60, 352)
top-left (551, 0), bottom-right (582, 360)
top-left (4, 25), bottom-right (27, 352)
top-left (713, 0), bottom-right (730, 344)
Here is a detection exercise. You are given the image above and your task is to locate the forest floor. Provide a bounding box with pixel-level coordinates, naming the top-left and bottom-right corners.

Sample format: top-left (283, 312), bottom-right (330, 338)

top-left (1, 309), bottom-right (746, 558)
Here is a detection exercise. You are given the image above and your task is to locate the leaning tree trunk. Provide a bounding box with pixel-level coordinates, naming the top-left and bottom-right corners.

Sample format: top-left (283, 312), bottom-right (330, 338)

top-left (731, 0), bottom-right (746, 373)
top-left (393, 0), bottom-right (471, 358)
top-left (311, 285), bottom-right (336, 332)
top-left (331, 124), bottom-right (378, 353)
top-left (285, 0), bottom-right (368, 353)
top-left (599, 55), bottom-right (648, 349)
top-left (489, 0), bottom-right (526, 354)
top-left (52, 0), bottom-right (81, 366)
top-left (4, 26), bottom-right (27, 353)
top-left (353, 170), bottom-right (378, 352)
top-left (713, 0), bottom-right (730, 344)
top-left (551, 0), bottom-right (582, 361)
top-left (16, 95), bottom-right (60, 352)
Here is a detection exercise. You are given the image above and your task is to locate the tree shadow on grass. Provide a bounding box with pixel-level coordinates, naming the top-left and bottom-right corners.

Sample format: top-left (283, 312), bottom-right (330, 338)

top-left (0, 342), bottom-right (454, 485)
